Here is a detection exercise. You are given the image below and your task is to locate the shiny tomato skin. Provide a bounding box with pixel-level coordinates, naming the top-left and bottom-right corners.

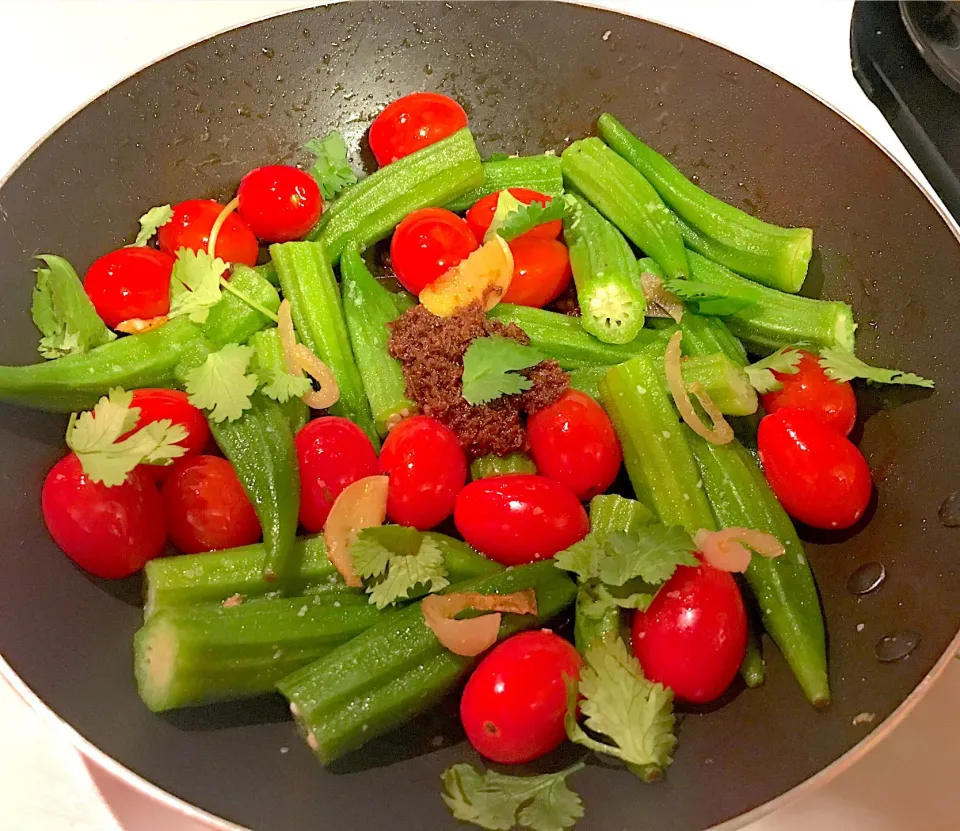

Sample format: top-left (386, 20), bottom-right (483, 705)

top-left (379, 415), bottom-right (467, 530)
top-left (465, 188), bottom-right (563, 243)
top-left (461, 630), bottom-right (582, 764)
top-left (389, 207), bottom-right (478, 295)
top-left (41, 452), bottom-right (166, 579)
top-left (368, 92), bottom-right (468, 166)
top-left (454, 474), bottom-right (589, 565)
top-left (502, 238), bottom-right (572, 308)
top-left (295, 417), bottom-right (380, 532)
top-left (236, 165), bottom-right (323, 243)
top-left (162, 456), bottom-right (261, 554)
top-left (631, 559), bottom-right (747, 704)
top-left (527, 389), bottom-right (622, 500)
top-left (129, 389), bottom-right (211, 462)
top-left (759, 351), bottom-right (857, 436)
top-left (84, 247), bottom-right (175, 328)
top-left (757, 408), bottom-right (872, 530)
top-left (157, 199), bottom-right (259, 266)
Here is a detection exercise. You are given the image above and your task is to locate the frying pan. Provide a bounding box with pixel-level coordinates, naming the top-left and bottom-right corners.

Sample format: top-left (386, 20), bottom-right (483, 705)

top-left (0, 3), bottom-right (957, 829)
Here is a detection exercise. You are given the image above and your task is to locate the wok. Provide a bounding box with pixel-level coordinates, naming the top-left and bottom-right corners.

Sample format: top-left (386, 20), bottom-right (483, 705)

top-left (0, 3), bottom-right (957, 829)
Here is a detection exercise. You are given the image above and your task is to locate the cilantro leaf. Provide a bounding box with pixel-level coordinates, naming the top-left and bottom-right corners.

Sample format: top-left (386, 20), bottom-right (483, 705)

top-left (352, 526), bottom-right (450, 609)
top-left (133, 204), bottom-right (173, 247)
top-left (566, 635), bottom-right (676, 772)
top-left (461, 336), bottom-right (543, 405)
top-left (662, 279), bottom-right (760, 317)
top-left (168, 248), bottom-right (226, 324)
top-left (31, 254), bottom-right (116, 360)
top-left (745, 347), bottom-right (803, 393)
top-left (65, 388), bottom-right (188, 487)
top-left (305, 131), bottom-right (358, 200)
top-left (441, 762), bottom-right (585, 831)
top-left (819, 347), bottom-right (934, 389)
top-left (485, 191), bottom-right (567, 243)
top-left (184, 343), bottom-right (259, 422)
top-left (259, 366), bottom-right (312, 403)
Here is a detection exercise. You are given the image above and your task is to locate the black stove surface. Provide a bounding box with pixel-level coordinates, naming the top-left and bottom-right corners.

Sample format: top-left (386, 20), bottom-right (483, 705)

top-left (852, 1), bottom-right (960, 223)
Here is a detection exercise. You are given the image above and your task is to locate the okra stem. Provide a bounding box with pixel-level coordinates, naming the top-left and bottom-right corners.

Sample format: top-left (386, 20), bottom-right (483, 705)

top-left (444, 154), bottom-right (563, 213)
top-left (469, 452), bottom-right (537, 480)
top-left (588, 494), bottom-right (655, 535)
top-left (740, 619), bottom-right (766, 688)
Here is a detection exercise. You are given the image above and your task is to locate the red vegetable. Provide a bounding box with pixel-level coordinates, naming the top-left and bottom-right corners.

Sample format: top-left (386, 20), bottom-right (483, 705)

top-left (454, 474), bottom-right (589, 566)
top-left (757, 407), bottom-right (872, 530)
top-left (41, 452), bottom-right (166, 578)
top-left (161, 456), bottom-right (261, 554)
top-left (83, 247), bottom-right (175, 329)
top-left (502, 238), bottom-right (572, 308)
top-left (527, 389), bottom-right (621, 499)
top-left (295, 417), bottom-right (380, 533)
top-left (465, 188), bottom-right (562, 244)
top-left (128, 389), bottom-right (210, 478)
top-left (389, 207), bottom-right (478, 296)
top-left (759, 350), bottom-right (857, 436)
top-left (236, 165), bottom-right (323, 243)
top-left (460, 630), bottom-right (582, 764)
top-left (379, 415), bottom-right (467, 530)
top-left (157, 199), bottom-right (259, 266)
top-left (631, 558), bottom-right (746, 704)
top-left (368, 92), bottom-right (468, 166)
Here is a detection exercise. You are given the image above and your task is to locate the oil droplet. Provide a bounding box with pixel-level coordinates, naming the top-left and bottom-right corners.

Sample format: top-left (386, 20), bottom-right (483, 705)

top-left (424, 64), bottom-right (433, 75)
top-left (262, 47), bottom-right (275, 58)
top-left (875, 630), bottom-right (920, 662)
top-left (321, 54), bottom-right (331, 65)
top-left (938, 491), bottom-right (960, 527)
top-left (847, 562), bottom-right (886, 595)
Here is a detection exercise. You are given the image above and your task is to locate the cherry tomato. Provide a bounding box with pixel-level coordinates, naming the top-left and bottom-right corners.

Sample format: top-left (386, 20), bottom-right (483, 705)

top-left (759, 350), bottom-right (857, 436)
top-left (454, 474), bottom-right (589, 566)
top-left (162, 456), bottom-right (261, 554)
top-left (236, 165), bottom-right (322, 243)
top-left (157, 199), bottom-right (259, 267)
top-left (757, 408), bottom-right (872, 530)
top-left (379, 416), bottom-right (467, 530)
top-left (461, 630), bottom-right (582, 764)
top-left (466, 188), bottom-right (563, 243)
top-left (83, 247), bottom-right (174, 329)
top-left (368, 92), bottom-right (468, 166)
top-left (631, 558), bottom-right (747, 704)
top-left (128, 389), bottom-right (211, 466)
top-left (389, 207), bottom-right (478, 295)
top-left (502, 238), bottom-right (572, 308)
top-left (296, 417), bottom-right (380, 533)
top-left (41, 452), bottom-right (166, 579)
top-left (527, 389), bottom-right (622, 500)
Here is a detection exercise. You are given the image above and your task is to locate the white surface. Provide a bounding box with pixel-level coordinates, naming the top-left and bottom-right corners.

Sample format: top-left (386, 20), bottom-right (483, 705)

top-left (0, 1), bottom-right (957, 829)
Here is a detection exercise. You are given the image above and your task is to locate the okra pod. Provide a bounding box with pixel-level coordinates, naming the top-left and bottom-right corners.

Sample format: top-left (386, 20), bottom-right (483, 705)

top-left (271, 241), bottom-right (379, 446)
top-left (597, 113), bottom-right (813, 293)
top-left (444, 154), bottom-right (564, 213)
top-left (588, 493), bottom-right (655, 535)
top-left (573, 582), bottom-right (621, 656)
top-left (392, 290), bottom-right (418, 315)
top-left (679, 310), bottom-right (749, 367)
top-left (568, 365), bottom-right (608, 401)
top-left (202, 264), bottom-right (280, 347)
top-left (249, 327), bottom-right (309, 435)
top-left (469, 452), bottom-right (537, 480)
top-left (684, 428), bottom-right (830, 707)
top-left (561, 137), bottom-right (689, 280)
top-left (340, 245), bottom-right (417, 436)
top-left (309, 128), bottom-right (483, 263)
top-left (278, 561), bottom-right (576, 764)
top-left (563, 192), bottom-right (647, 344)
top-left (740, 619), bottom-right (766, 688)
top-left (254, 260), bottom-right (280, 287)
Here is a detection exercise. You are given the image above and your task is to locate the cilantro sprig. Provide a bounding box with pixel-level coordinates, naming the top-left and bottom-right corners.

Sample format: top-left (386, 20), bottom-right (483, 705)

top-left (305, 132), bottom-right (358, 200)
top-left (461, 336), bottom-right (543, 405)
top-left (818, 347), bottom-right (934, 389)
top-left (744, 347), bottom-right (803, 393)
top-left (168, 249), bottom-right (227, 324)
top-left (183, 343), bottom-right (260, 423)
top-left (258, 366), bottom-right (312, 403)
top-left (351, 526), bottom-right (450, 609)
top-left (133, 204), bottom-right (173, 247)
top-left (484, 190), bottom-right (567, 243)
top-left (662, 279), bottom-right (760, 317)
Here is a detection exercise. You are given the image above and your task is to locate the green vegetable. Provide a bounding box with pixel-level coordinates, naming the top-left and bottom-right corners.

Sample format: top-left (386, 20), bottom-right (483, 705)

top-left (567, 365), bottom-right (609, 401)
top-left (208, 393), bottom-right (300, 585)
top-left (678, 310), bottom-right (748, 366)
top-left (340, 245), bottom-right (416, 436)
top-left (488, 304), bottom-right (672, 370)
top-left (168, 249), bottom-right (228, 324)
top-left (599, 355), bottom-right (716, 532)
top-left (31, 255), bottom-right (115, 360)
top-left (305, 131), bottom-right (358, 200)
top-left (183, 343), bottom-right (259, 423)
top-left (0, 316), bottom-right (204, 412)
top-left (563, 193), bottom-right (647, 344)
top-left (663, 278), bottom-right (760, 317)
top-left (132, 204), bottom-right (173, 247)
top-left (135, 593), bottom-right (383, 712)
top-left (444, 154), bottom-right (564, 213)
top-left (588, 493), bottom-right (655, 536)
top-left (143, 532), bottom-right (502, 620)
top-left (597, 113), bottom-right (813, 293)
top-left (254, 261), bottom-right (280, 288)
top-left (277, 561), bottom-right (576, 764)
top-left (819, 347), bottom-right (934, 388)
top-left (271, 241), bottom-right (378, 446)
top-left (561, 137), bottom-right (689, 281)
top-left (572, 582), bottom-right (622, 656)
top-left (485, 190), bottom-right (566, 243)
top-left (250, 328), bottom-right (309, 435)
top-left (201, 264), bottom-right (281, 346)
top-left (688, 251), bottom-right (856, 355)
top-left (352, 526), bottom-right (450, 610)
top-left (741, 620), bottom-right (765, 688)
top-left (441, 761), bottom-right (585, 831)
top-left (470, 452), bottom-right (537, 479)
top-left (461, 335), bottom-right (543, 405)
top-left (681, 353), bottom-right (758, 416)
top-left (309, 127), bottom-right (483, 263)
top-left (744, 348), bottom-right (802, 393)
top-left (684, 428), bottom-right (830, 707)
top-left (391, 289), bottom-right (417, 315)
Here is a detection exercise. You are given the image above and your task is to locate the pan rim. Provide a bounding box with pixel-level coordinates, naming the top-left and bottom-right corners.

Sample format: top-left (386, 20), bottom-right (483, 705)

top-left (0, 2), bottom-right (957, 830)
